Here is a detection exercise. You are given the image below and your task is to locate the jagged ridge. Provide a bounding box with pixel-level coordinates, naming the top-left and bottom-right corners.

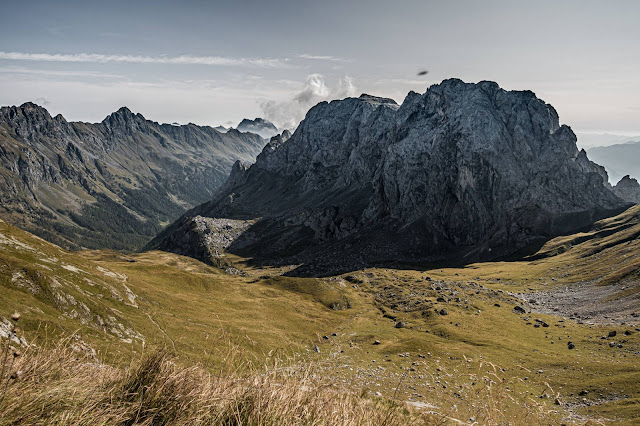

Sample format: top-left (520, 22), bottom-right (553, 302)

top-left (0, 103), bottom-right (266, 250)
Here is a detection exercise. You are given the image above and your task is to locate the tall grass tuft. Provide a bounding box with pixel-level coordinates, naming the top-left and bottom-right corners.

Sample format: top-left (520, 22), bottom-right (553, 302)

top-left (0, 340), bottom-right (439, 425)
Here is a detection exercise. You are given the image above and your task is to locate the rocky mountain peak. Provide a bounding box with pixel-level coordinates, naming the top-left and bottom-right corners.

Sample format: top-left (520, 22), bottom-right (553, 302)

top-left (236, 117), bottom-right (279, 139)
top-left (103, 106), bottom-right (145, 122)
top-left (101, 106), bottom-right (149, 136)
top-left (0, 102), bottom-right (52, 123)
top-left (239, 117), bottom-right (270, 126)
top-left (613, 175), bottom-right (640, 204)
top-left (0, 102), bottom-right (69, 141)
top-left (149, 79), bottom-right (629, 276)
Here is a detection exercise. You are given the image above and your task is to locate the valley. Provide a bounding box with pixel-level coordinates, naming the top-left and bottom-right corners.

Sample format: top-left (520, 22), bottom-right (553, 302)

top-left (2, 205), bottom-right (639, 424)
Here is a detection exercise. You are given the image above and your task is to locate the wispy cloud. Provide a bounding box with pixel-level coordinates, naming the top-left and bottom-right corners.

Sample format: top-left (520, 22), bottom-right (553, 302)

top-left (34, 97), bottom-right (50, 106)
top-left (99, 32), bottom-right (127, 39)
top-left (0, 51), bottom-right (288, 68)
top-left (0, 66), bottom-right (123, 79)
top-left (297, 54), bottom-right (347, 62)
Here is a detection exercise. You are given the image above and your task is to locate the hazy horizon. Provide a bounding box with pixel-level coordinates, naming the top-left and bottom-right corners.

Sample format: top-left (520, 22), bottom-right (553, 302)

top-left (1, 0), bottom-right (639, 141)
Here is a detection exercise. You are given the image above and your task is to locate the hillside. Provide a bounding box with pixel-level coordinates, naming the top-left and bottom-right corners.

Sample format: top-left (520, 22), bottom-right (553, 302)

top-left (150, 80), bottom-right (628, 275)
top-left (2, 205), bottom-right (639, 423)
top-left (0, 103), bottom-right (265, 251)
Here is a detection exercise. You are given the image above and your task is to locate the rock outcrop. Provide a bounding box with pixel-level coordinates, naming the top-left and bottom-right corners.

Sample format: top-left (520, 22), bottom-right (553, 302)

top-left (613, 176), bottom-right (640, 204)
top-left (148, 80), bottom-right (629, 275)
top-left (0, 103), bottom-right (265, 250)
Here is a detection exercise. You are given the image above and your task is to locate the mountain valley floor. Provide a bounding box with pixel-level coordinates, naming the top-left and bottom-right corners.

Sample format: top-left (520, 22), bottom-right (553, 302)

top-left (1, 206), bottom-right (639, 424)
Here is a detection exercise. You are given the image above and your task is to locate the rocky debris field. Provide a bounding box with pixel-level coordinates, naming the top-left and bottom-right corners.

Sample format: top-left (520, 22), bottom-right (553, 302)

top-left (518, 280), bottom-right (640, 325)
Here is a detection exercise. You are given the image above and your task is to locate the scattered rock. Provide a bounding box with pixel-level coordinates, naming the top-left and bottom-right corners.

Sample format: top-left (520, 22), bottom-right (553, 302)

top-left (535, 319), bottom-right (549, 327)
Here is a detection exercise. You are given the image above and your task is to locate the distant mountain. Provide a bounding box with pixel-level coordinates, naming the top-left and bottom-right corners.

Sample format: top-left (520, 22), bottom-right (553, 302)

top-left (236, 118), bottom-right (279, 139)
top-left (214, 125), bottom-right (228, 133)
top-left (576, 132), bottom-right (640, 149)
top-left (0, 102), bottom-right (265, 250)
top-left (613, 175), bottom-right (640, 204)
top-left (587, 141), bottom-right (640, 184)
top-left (149, 80), bottom-right (628, 276)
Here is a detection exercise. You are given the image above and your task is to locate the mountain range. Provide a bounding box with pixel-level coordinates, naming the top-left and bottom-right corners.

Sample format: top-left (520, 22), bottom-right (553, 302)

top-left (587, 141), bottom-right (640, 184)
top-left (213, 118), bottom-right (279, 139)
top-left (149, 79), bottom-right (630, 275)
top-left (0, 103), bottom-right (265, 250)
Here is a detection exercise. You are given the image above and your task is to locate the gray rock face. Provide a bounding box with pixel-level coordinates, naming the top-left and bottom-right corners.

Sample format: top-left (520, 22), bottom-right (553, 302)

top-left (156, 216), bottom-right (256, 265)
top-left (613, 176), bottom-right (640, 204)
top-left (236, 118), bottom-right (279, 139)
top-left (0, 103), bottom-right (265, 250)
top-left (149, 79), bottom-right (629, 275)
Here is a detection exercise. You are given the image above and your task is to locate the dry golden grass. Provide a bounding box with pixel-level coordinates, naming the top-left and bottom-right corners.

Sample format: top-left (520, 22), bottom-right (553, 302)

top-left (0, 338), bottom-right (447, 426)
top-left (0, 336), bottom-right (567, 426)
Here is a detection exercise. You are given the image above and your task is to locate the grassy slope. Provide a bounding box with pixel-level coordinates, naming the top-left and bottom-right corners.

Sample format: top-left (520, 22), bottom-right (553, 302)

top-left (0, 219), bottom-right (348, 369)
top-left (1, 207), bottom-right (640, 423)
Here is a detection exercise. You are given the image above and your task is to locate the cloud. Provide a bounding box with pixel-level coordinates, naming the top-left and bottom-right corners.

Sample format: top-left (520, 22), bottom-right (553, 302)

top-left (292, 74), bottom-right (330, 103)
top-left (0, 51), bottom-right (287, 68)
top-left (260, 74), bottom-right (357, 129)
top-left (99, 32), bottom-right (127, 39)
top-left (297, 54), bottom-right (346, 62)
top-left (0, 66), bottom-right (123, 79)
top-left (336, 76), bottom-right (356, 97)
top-left (34, 97), bottom-right (50, 106)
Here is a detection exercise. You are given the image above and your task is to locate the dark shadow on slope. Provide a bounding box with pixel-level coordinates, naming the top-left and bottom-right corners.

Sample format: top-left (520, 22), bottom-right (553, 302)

top-left (220, 205), bottom-right (632, 278)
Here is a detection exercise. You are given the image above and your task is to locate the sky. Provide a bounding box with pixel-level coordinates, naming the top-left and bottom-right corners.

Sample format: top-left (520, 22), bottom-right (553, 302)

top-left (1, 0), bottom-right (639, 142)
